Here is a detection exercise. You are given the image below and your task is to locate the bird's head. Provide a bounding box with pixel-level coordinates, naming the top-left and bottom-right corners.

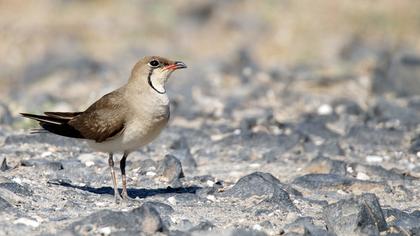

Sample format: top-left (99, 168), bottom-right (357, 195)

top-left (129, 56), bottom-right (187, 94)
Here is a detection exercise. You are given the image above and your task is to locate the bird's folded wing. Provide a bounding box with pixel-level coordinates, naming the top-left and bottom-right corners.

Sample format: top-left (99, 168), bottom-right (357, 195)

top-left (68, 92), bottom-right (127, 143)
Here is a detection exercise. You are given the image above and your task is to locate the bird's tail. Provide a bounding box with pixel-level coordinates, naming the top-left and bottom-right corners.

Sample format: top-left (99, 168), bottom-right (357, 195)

top-left (21, 112), bottom-right (85, 139)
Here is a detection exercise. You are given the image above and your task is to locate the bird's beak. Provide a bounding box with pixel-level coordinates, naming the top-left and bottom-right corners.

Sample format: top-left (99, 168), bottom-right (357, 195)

top-left (165, 61), bottom-right (187, 70)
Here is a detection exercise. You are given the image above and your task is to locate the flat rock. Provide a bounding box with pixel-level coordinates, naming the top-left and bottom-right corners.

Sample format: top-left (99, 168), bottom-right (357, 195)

top-left (304, 156), bottom-right (347, 175)
top-left (0, 195), bottom-right (13, 211)
top-left (346, 126), bottom-right (404, 152)
top-left (21, 159), bottom-right (64, 171)
top-left (370, 98), bottom-right (420, 128)
top-left (0, 182), bottom-right (33, 197)
top-left (292, 173), bottom-right (354, 190)
top-left (284, 217), bottom-right (333, 236)
top-left (67, 203), bottom-right (165, 235)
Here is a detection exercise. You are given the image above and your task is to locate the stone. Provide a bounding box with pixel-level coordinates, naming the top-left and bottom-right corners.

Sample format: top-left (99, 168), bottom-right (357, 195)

top-left (230, 228), bottom-right (267, 236)
top-left (372, 52), bottom-right (420, 97)
top-left (131, 204), bottom-right (165, 234)
top-left (5, 133), bottom-right (83, 148)
top-left (349, 163), bottom-right (417, 182)
top-left (0, 102), bottom-right (13, 125)
top-left (157, 154), bottom-right (185, 187)
top-left (222, 172), bottom-right (298, 212)
top-left (67, 204), bottom-right (165, 235)
top-left (296, 119), bottom-right (339, 141)
top-left (292, 174), bottom-right (354, 190)
top-left (21, 159), bottom-right (64, 171)
top-left (0, 182), bottom-right (33, 197)
top-left (410, 134), bottom-right (420, 154)
top-left (169, 136), bottom-right (197, 169)
top-left (346, 126), bottom-right (404, 152)
top-left (137, 159), bottom-right (158, 175)
top-left (224, 172), bottom-right (296, 198)
top-left (332, 98), bottom-right (363, 116)
top-left (284, 217), bottom-right (333, 236)
top-left (189, 220), bottom-right (215, 232)
top-left (304, 156), bottom-right (347, 175)
top-left (0, 156), bottom-right (10, 171)
top-left (0, 195), bottom-right (12, 211)
top-left (384, 208), bottom-right (420, 235)
top-left (370, 98), bottom-right (420, 128)
top-left (323, 193), bottom-right (387, 235)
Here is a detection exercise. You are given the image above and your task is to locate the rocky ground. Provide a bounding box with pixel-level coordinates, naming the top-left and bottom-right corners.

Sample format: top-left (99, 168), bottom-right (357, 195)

top-left (1, 1), bottom-right (420, 236)
top-left (1, 50), bottom-right (420, 235)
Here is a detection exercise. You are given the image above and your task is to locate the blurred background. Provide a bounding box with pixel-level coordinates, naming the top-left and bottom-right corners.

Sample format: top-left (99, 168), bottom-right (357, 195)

top-left (0, 0), bottom-right (419, 127)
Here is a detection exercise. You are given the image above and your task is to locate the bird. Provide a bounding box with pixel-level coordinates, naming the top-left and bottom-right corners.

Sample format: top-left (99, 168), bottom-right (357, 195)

top-left (21, 56), bottom-right (187, 203)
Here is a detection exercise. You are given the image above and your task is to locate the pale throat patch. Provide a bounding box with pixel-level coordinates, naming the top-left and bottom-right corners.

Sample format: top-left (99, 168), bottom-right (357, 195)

top-left (149, 69), bottom-right (172, 94)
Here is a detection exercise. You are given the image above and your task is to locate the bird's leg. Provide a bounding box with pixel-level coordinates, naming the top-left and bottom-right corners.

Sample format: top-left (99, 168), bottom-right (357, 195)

top-left (120, 151), bottom-right (130, 200)
top-left (108, 153), bottom-right (122, 203)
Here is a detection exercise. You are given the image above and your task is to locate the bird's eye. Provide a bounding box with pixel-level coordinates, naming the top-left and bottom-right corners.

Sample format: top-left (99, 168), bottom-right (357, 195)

top-left (149, 60), bottom-right (160, 67)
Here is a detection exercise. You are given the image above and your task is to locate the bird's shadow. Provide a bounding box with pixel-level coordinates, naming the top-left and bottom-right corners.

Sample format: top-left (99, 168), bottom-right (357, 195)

top-left (49, 180), bottom-right (201, 199)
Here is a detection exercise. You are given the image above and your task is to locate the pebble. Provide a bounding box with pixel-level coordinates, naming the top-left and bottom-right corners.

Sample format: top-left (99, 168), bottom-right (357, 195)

top-left (317, 104), bottom-right (333, 115)
top-left (356, 172), bottom-right (370, 180)
top-left (366, 155), bottom-right (384, 163)
top-left (13, 218), bottom-right (40, 228)
top-left (167, 196), bottom-right (177, 205)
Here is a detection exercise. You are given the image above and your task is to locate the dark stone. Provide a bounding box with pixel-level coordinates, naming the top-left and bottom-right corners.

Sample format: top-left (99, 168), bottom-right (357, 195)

top-left (346, 126), bottom-right (404, 151)
top-left (231, 228), bottom-right (267, 236)
top-left (349, 163), bottom-right (417, 182)
top-left (0, 157), bottom-right (9, 171)
top-left (292, 174), bottom-right (354, 190)
top-left (383, 208), bottom-right (420, 235)
top-left (0, 182), bottom-right (33, 197)
top-left (222, 172), bottom-right (298, 212)
top-left (284, 217), bottom-right (333, 236)
top-left (0, 195), bottom-right (12, 211)
top-left (169, 136), bottom-right (197, 169)
top-left (296, 120), bottom-right (339, 141)
top-left (224, 172), bottom-right (293, 198)
top-left (67, 204), bottom-right (165, 235)
top-left (305, 156), bottom-right (347, 175)
top-left (188, 220), bottom-right (215, 232)
top-left (356, 193), bottom-right (387, 231)
top-left (369, 99), bottom-right (420, 127)
top-left (332, 99), bottom-right (363, 116)
top-left (157, 155), bottom-right (184, 187)
top-left (220, 132), bottom-right (299, 153)
top-left (5, 133), bottom-right (83, 148)
top-left (323, 193), bottom-right (387, 235)
top-left (131, 204), bottom-right (165, 234)
top-left (141, 201), bottom-right (174, 216)
top-left (21, 159), bottom-right (63, 171)
top-left (410, 134), bottom-right (420, 154)
top-left (0, 103), bottom-right (13, 125)
top-left (137, 159), bottom-right (157, 175)
top-left (372, 52), bottom-right (420, 97)
top-left (320, 141), bottom-right (345, 156)
top-left (141, 201), bottom-right (174, 228)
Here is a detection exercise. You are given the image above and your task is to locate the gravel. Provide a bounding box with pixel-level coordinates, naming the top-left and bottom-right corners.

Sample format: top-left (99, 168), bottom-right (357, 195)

top-left (1, 2), bottom-right (420, 235)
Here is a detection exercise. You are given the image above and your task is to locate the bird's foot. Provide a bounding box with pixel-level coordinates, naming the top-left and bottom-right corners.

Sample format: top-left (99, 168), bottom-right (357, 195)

top-left (121, 191), bottom-right (132, 202)
top-left (114, 192), bottom-right (123, 204)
